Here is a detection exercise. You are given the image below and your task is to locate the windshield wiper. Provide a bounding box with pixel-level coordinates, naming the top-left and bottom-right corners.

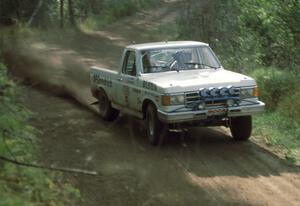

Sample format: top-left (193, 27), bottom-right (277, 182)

top-left (184, 62), bottom-right (219, 70)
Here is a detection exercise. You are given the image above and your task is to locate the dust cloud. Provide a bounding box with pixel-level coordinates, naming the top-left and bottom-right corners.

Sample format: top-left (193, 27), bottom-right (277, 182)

top-left (4, 42), bottom-right (98, 113)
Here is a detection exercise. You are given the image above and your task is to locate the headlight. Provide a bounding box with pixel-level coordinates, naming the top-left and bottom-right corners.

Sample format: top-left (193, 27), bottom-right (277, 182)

top-left (240, 87), bottom-right (259, 98)
top-left (161, 95), bottom-right (185, 106)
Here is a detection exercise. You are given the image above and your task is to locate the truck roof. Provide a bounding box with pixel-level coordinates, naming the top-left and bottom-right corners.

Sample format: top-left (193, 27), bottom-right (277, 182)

top-left (127, 41), bottom-right (208, 50)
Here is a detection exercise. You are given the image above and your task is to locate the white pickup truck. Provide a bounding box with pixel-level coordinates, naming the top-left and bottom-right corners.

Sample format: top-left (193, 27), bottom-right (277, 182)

top-left (90, 41), bottom-right (265, 145)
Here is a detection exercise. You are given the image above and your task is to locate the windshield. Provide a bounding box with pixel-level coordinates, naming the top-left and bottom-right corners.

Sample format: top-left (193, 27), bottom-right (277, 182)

top-left (141, 46), bottom-right (221, 73)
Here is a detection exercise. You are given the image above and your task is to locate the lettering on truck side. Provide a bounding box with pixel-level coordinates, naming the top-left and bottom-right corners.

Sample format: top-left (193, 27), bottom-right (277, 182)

top-left (143, 81), bottom-right (157, 91)
top-left (93, 74), bottom-right (112, 87)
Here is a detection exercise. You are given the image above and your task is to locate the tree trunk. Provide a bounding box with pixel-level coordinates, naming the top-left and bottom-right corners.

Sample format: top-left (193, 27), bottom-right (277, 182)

top-left (27, 0), bottom-right (44, 26)
top-left (60, 0), bottom-right (64, 28)
top-left (68, 0), bottom-right (76, 27)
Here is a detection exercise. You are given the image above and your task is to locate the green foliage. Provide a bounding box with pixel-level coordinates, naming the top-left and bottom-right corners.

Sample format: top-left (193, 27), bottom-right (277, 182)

top-left (105, 0), bottom-right (139, 20)
top-left (0, 62), bottom-right (34, 157)
top-left (277, 91), bottom-right (300, 124)
top-left (178, 0), bottom-right (300, 71)
top-left (0, 62), bottom-right (80, 205)
top-left (250, 68), bottom-right (299, 110)
top-left (0, 0), bottom-right (58, 28)
top-left (238, 0), bottom-right (300, 69)
top-left (0, 166), bottom-right (80, 206)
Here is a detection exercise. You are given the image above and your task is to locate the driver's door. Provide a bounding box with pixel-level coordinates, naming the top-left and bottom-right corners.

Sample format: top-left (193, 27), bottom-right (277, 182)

top-left (116, 50), bottom-right (137, 108)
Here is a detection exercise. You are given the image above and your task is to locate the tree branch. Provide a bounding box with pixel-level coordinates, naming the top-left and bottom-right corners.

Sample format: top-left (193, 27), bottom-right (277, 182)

top-left (0, 155), bottom-right (98, 176)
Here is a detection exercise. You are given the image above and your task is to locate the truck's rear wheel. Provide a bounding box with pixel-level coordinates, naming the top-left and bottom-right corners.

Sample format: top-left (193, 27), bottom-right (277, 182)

top-left (146, 104), bottom-right (167, 145)
top-left (98, 91), bottom-right (119, 121)
top-left (230, 116), bottom-right (252, 141)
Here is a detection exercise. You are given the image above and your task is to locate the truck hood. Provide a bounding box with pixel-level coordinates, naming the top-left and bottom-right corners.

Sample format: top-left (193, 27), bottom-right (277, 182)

top-left (140, 69), bottom-right (256, 93)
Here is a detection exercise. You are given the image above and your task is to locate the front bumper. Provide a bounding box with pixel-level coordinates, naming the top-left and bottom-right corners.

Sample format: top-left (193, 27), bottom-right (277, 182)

top-left (157, 101), bottom-right (265, 123)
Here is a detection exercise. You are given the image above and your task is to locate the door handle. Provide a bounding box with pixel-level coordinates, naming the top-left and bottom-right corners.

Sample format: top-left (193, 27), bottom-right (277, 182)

top-left (117, 77), bottom-right (122, 81)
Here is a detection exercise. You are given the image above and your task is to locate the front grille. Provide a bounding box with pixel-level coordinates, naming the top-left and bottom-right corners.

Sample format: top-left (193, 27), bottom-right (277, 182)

top-left (185, 90), bottom-right (239, 108)
top-left (185, 92), bottom-right (201, 106)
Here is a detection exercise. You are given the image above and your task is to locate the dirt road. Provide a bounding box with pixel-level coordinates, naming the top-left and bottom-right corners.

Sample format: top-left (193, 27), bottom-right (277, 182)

top-left (16, 1), bottom-right (300, 205)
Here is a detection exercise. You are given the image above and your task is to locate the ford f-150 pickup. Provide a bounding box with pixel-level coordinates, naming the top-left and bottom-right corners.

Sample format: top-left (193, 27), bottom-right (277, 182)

top-left (90, 41), bottom-right (265, 145)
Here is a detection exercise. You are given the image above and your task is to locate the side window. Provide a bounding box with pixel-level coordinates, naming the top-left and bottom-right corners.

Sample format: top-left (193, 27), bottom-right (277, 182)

top-left (122, 51), bottom-right (136, 76)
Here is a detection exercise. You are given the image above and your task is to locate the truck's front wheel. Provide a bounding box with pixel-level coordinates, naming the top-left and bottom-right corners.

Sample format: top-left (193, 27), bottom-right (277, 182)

top-left (230, 116), bottom-right (252, 141)
top-left (98, 91), bottom-right (119, 121)
top-left (146, 104), bottom-right (167, 145)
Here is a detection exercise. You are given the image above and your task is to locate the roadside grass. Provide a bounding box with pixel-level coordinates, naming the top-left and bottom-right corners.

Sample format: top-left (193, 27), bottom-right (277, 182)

top-left (0, 62), bottom-right (80, 205)
top-left (253, 113), bottom-right (300, 165)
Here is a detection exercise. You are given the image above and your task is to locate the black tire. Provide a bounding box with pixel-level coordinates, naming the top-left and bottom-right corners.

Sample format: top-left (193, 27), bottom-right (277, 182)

top-left (146, 103), bottom-right (167, 145)
top-left (98, 90), bottom-right (119, 121)
top-left (230, 116), bottom-right (252, 141)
